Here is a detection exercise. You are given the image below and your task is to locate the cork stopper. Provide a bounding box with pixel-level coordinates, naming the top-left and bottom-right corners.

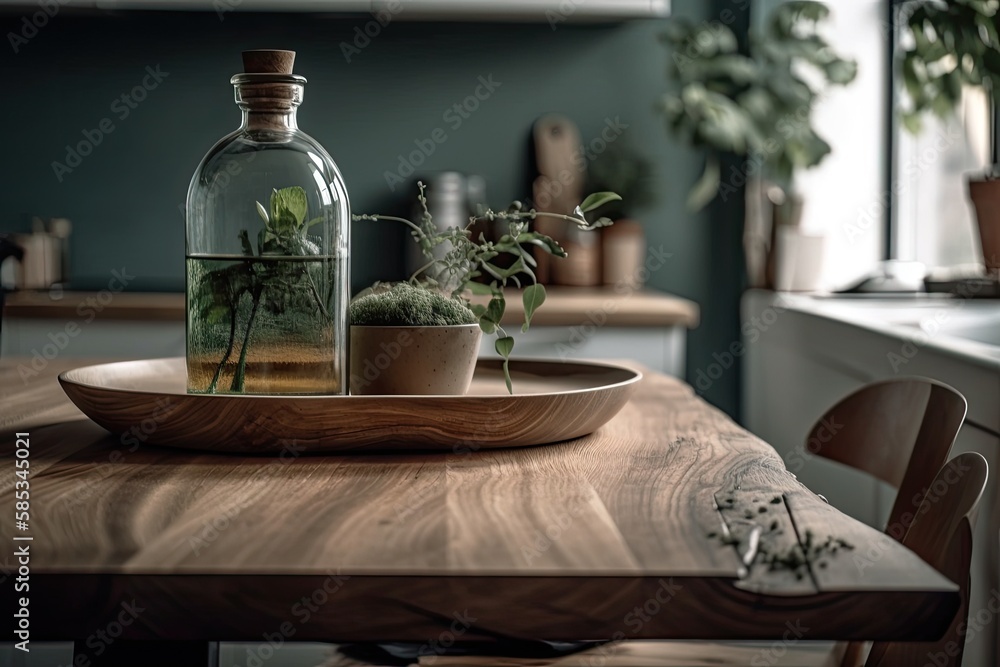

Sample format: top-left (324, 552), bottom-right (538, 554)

top-left (241, 50), bottom-right (295, 75)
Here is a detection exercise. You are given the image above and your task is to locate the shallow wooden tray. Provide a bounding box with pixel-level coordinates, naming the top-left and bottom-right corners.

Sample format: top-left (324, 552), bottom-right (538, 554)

top-left (58, 357), bottom-right (642, 453)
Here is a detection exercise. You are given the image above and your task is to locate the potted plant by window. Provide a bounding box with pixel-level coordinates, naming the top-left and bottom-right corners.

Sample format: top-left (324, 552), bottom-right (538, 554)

top-left (659, 1), bottom-right (857, 288)
top-left (897, 0), bottom-right (1000, 271)
top-left (349, 184), bottom-right (619, 395)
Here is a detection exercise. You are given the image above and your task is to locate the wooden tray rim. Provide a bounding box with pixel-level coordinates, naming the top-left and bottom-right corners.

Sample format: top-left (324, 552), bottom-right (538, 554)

top-left (58, 357), bottom-right (644, 401)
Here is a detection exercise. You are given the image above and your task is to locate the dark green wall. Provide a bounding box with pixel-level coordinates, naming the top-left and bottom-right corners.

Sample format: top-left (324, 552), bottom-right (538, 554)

top-left (0, 2), bottom-right (746, 416)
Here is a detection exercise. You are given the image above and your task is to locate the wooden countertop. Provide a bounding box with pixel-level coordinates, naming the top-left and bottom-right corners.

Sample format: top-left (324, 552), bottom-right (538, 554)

top-left (3, 290), bottom-right (184, 322)
top-left (3, 287), bottom-right (699, 328)
top-left (0, 358), bottom-right (955, 643)
top-left (467, 286), bottom-right (698, 328)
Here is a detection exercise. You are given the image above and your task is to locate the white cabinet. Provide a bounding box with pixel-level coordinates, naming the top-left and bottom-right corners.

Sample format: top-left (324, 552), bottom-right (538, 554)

top-left (478, 325), bottom-right (686, 377)
top-left (1, 318), bottom-right (185, 361)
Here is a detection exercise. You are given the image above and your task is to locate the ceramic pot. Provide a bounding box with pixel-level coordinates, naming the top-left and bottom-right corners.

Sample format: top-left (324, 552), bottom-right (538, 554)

top-left (969, 176), bottom-right (1000, 272)
top-left (349, 324), bottom-right (482, 395)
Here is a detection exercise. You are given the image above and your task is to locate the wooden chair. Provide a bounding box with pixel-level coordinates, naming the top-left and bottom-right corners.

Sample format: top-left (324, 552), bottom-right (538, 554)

top-left (803, 378), bottom-right (967, 539)
top-left (863, 452), bottom-right (987, 667)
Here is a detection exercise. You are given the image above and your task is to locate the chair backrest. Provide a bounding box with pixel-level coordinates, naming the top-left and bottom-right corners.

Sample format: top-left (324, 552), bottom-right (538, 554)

top-left (805, 378), bottom-right (967, 537)
top-left (864, 452), bottom-right (989, 667)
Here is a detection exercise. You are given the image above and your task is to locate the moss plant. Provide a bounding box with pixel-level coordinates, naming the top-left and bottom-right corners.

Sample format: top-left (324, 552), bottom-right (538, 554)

top-left (350, 283), bottom-right (477, 327)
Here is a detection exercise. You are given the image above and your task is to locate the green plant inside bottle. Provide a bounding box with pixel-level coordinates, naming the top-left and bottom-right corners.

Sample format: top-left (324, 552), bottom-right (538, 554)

top-left (186, 186), bottom-right (340, 395)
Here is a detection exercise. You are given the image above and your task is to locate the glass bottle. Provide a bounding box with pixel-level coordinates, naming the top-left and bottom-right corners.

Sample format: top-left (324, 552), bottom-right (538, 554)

top-left (185, 50), bottom-right (350, 395)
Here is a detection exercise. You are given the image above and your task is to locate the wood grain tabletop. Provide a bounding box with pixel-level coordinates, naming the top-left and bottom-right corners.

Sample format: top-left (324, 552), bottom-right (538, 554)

top-left (0, 359), bottom-right (957, 643)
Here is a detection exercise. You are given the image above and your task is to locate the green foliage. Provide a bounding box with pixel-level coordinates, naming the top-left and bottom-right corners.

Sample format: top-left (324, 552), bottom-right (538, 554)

top-left (354, 183), bottom-right (619, 393)
top-left (350, 283), bottom-right (477, 326)
top-left (899, 0), bottom-right (1000, 134)
top-left (521, 283), bottom-right (546, 333)
top-left (661, 1), bottom-right (858, 210)
top-left (191, 186), bottom-right (331, 394)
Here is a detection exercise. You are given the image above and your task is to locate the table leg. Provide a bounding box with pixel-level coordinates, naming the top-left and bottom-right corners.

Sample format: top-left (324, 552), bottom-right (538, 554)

top-left (73, 641), bottom-right (218, 667)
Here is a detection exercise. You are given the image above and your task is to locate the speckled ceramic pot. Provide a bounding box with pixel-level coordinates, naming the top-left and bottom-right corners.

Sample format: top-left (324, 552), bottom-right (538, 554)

top-left (349, 324), bottom-right (482, 395)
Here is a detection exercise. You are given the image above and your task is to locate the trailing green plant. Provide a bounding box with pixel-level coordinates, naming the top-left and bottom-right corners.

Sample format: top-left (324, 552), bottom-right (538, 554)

top-left (353, 183), bottom-right (620, 393)
top-left (661, 1), bottom-right (858, 210)
top-left (190, 185), bottom-right (331, 393)
top-left (350, 283), bottom-right (477, 326)
top-left (897, 0), bottom-right (1000, 134)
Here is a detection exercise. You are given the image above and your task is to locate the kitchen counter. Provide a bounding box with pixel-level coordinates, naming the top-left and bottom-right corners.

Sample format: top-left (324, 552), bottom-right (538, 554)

top-left (2, 287), bottom-right (697, 377)
top-left (4, 287), bottom-right (698, 328)
top-left (3, 290), bottom-right (184, 322)
top-left (468, 286), bottom-right (699, 328)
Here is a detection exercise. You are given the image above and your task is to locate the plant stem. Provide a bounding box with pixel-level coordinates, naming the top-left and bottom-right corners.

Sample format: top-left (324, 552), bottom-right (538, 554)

top-left (302, 266), bottom-right (331, 320)
top-left (207, 304), bottom-right (238, 393)
top-left (230, 286), bottom-right (264, 393)
top-left (409, 258), bottom-right (440, 283)
top-left (358, 214), bottom-right (428, 240)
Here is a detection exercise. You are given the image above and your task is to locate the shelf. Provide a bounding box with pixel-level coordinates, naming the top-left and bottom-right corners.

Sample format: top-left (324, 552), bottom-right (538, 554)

top-left (0, 0), bottom-right (669, 21)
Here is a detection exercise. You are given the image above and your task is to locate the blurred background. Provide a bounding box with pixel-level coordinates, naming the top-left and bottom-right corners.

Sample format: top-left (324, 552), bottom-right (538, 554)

top-left (0, 0), bottom-right (746, 413)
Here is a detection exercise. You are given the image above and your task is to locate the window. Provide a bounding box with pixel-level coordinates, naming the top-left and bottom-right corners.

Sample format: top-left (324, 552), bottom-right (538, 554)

top-left (890, 4), bottom-right (995, 271)
top-left (754, 0), bottom-right (890, 290)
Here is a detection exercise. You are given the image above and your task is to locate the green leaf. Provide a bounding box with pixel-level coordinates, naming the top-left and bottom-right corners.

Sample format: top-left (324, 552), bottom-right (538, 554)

top-left (495, 335), bottom-right (515, 358)
top-left (485, 296), bottom-right (505, 325)
top-left (270, 186), bottom-right (309, 229)
top-left (580, 192), bottom-right (623, 213)
top-left (256, 201), bottom-right (269, 225)
top-left (516, 232), bottom-right (567, 258)
top-left (478, 317), bottom-right (497, 335)
top-left (521, 283), bottom-right (546, 333)
top-left (304, 216), bottom-right (325, 230)
top-left (470, 303), bottom-right (487, 318)
top-left (495, 336), bottom-right (516, 394)
top-left (464, 280), bottom-right (494, 296)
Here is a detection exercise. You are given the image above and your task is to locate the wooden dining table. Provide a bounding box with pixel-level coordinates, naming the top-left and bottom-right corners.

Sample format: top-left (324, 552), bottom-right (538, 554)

top-left (0, 358), bottom-right (959, 664)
